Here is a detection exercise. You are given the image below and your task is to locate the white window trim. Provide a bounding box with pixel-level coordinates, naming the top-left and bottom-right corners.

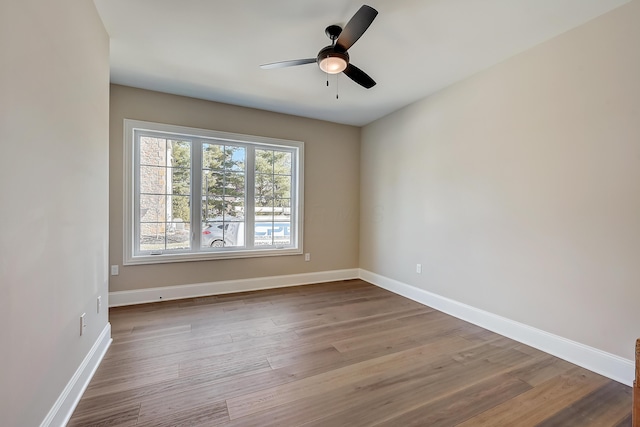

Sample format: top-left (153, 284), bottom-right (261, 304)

top-left (123, 119), bottom-right (304, 265)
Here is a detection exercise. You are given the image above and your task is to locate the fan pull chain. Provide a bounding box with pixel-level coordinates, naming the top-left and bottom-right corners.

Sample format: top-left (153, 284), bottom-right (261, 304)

top-left (336, 74), bottom-right (339, 99)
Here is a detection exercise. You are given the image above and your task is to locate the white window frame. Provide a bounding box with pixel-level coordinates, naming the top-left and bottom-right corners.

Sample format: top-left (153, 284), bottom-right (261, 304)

top-left (123, 119), bottom-right (304, 265)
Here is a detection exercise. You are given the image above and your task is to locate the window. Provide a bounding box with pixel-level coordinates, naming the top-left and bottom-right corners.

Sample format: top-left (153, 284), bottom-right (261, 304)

top-left (124, 120), bottom-right (303, 265)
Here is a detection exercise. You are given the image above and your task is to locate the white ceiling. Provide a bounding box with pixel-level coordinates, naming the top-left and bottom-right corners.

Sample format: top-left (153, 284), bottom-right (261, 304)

top-left (94, 0), bottom-right (629, 127)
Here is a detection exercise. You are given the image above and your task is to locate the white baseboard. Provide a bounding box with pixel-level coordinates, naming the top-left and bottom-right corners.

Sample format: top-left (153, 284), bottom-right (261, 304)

top-left (40, 323), bottom-right (112, 427)
top-left (109, 269), bottom-right (360, 307)
top-left (359, 269), bottom-right (634, 387)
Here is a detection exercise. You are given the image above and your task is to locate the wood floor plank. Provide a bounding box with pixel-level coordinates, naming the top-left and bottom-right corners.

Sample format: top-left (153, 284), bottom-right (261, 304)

top-left (508, 353), bottom-right (577, 387)
top-left (267, 343), bottom-right (343, 370)
top-left (226, 341), bottom-right (450, 420)
top-left (105, 330), bottom-right (233, 360)
top-left (299, 345), bottom-right (535, 427)
top-left (179, 353), bottom-right (272, 379)
top-left (275, 334), bottom-right (470, 382)
top-left (82, 364), bottom-right (180, 399)
top-left (293, 306), bottom-right (431, 339)
top-left (133, 369), bottom-right (293, 421)
top-left (535, 380), bottom-right (633, 427)
top-left (68, 280), bottom-right (632, 426)
top-left (66, 403), bottom-right (140, 427)
top-left (136, 400), bottom-right (229, 426)
top-left (331, 318), bottom-right (455, 353)
top-left (457, 367), bottom-right (610, 426)
top-left (372, 373), bottom-right (532, 426)
top-left (223, 338), bottom-right (481, 426)
top-left (614, 413), bottom-right (633, 427)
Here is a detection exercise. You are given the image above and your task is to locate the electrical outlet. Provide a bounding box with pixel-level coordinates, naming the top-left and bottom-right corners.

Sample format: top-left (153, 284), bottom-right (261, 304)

top-left (97, 296), bottom-right (101, 314)
top-left (304, 253), bottom-right (311, 262)
top-left (416, 264), bottom-right (422, 274)
top-left (80, 313), bottom-right (87, 336)
top-left (111, 265), bottom-right (119, 276)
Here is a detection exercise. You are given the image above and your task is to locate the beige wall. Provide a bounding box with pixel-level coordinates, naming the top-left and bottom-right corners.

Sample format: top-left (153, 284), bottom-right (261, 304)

top-left (361, 0), bottom-right (640, 360)
top-left (109, 85), bottom-right (360, 292)
top-left (0, 1), bottom-right (110, 426)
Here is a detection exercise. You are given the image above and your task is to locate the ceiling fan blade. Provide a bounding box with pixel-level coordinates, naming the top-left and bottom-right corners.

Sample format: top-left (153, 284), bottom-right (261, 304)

top-left (260, 58), bottom-right (316, 69)
top-left (335, 5), bottom-right (378, 52)
top-left (343, 64), bottom-right (376, 89)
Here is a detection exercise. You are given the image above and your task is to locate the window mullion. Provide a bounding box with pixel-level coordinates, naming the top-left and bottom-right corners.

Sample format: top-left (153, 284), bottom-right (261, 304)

top-left (133, 132), bottom-right (141, 256)
top-left (191, 140), bottom-right (203, 250)
top-left (290, 148), bottom-right (298, 249)
top-left (245, 146), bottom-right (255, 248)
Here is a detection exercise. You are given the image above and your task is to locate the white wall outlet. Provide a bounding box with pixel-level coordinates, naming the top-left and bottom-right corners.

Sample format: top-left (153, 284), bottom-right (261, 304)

top-left (304, 253), bottom-right (311, 262)
top-left (97, 296), bottom-right (102, 314)
top-left (80, 313), bottom-right (87, 336)
top-left (110, 265), bottom-right (119, 276)
top-left (416, 264), bottom-right (422, 274)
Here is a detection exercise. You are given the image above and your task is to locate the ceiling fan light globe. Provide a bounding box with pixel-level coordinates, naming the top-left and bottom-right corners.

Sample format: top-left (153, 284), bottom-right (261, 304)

top-left (319, 56), bottom-right (347, 74)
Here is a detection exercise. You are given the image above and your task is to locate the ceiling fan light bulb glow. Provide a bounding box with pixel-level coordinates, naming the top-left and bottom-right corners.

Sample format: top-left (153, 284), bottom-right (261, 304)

top-left (319, 56), bottom-right (347, 74)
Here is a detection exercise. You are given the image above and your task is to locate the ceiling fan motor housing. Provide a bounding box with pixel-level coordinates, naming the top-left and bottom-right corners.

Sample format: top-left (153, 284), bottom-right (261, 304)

top-left (317, 46), bottom-right (349, 63)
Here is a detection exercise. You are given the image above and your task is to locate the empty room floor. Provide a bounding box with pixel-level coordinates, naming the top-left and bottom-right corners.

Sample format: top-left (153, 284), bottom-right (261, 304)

top-left (68, 280), bottom-right (632, 426)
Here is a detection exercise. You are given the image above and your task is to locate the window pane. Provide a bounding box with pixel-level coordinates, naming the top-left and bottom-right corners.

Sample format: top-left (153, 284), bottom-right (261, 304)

top-left (255, 149), bottom-right (274, 174)
top-left (225, 172), bottom-right (245, 197)
top-left (254, 220), bottom-right (274, 246)
top-left (252, 220), bottom-right (290, 247)
top-left (227, 146), bottom-right (246, 171)
top-left (170, 167), bottom-right (190, 195)
top-left (275, 198), bottom-right (291, 217)
top-left (255, 196), bottom-right (273, 211)
top-left (204, 143), bottom-right (245, 173)
top-left (255, 173), bottom-right (274, 206)
top-left (139, 166), bottom-right (167, 194)
top-left (167, 221), bottom-right (190, 250)
top-left (205, 173), bottom-right (245, 213)
top-left (223, 219), bottom-right (244, 247)
top-left (202, 221), bottom-right (225, 248)
top-left (140, 137), bottom-right (167, 166)
top-left (137, 137), bottom-right (192, 253)
top-left (224, 197), bottom-right (245, 219)
top-left (274, 221), bottom-right (291, 246)
top-left (169, 140), bottom-right (190, 168)
top-left (203, 171), bottom-right (224, 196)
top-left (273, 151), bottom-right (292, 175)
top-left (202, 196), bottom-right (225, 221)
top-left (170, 195), bottom-right (190, 223)
top-left (140, 223), bottom-right (166, 252)
top-left (274, 175), bottom-right (291, 199)
top-left (201, 220), bottom-right (244, 248)
top-left (202, 143), bottom-right (224, 170)
top-left (140, 194), bottom-right (165, 222)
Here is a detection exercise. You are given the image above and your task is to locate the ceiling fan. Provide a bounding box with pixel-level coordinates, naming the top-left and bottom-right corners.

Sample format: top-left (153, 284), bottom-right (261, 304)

top-left (260, 5), bottom-right (378, 89)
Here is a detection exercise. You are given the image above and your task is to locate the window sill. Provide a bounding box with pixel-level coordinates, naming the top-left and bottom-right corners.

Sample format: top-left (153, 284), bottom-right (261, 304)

top-left (123, 247), bottom-right (303, 266)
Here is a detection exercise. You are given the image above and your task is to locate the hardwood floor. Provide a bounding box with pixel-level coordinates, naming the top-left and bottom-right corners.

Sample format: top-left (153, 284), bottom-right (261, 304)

top-left (68, 280), bottom-right (632, 426)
